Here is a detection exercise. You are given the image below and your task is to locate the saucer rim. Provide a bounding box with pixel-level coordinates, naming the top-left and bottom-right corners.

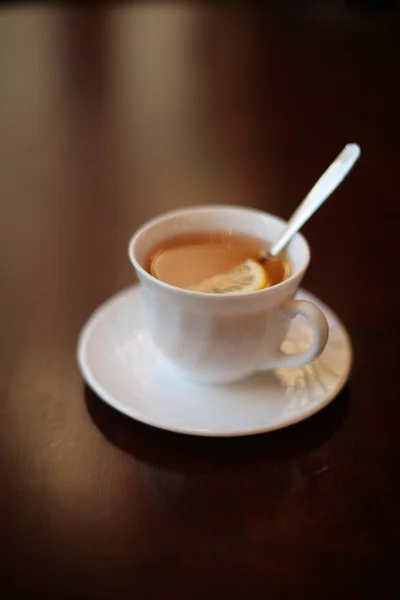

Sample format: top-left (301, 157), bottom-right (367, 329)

top-left (77, 285), bottom-right (353, 437)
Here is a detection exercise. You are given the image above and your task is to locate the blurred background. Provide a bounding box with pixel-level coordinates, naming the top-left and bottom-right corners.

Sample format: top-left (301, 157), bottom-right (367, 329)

top-left (1, 0), bottom-right (399, 336)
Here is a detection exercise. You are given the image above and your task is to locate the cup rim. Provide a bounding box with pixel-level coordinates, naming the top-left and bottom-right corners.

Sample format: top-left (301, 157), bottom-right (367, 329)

top-left (128, 205), bottom-right (311, 298)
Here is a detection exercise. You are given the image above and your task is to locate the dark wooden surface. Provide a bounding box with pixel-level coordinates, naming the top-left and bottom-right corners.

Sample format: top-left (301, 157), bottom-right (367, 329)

top-left (1, 4), bottom-right (399, 599)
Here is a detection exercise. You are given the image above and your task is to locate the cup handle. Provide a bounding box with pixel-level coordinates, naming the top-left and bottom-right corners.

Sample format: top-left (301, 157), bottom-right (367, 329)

top-left (265, 299), bottom-right (329, 370)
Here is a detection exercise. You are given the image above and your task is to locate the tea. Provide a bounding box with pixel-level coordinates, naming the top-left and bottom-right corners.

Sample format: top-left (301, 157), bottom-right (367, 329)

top-left (145, 231), bottom-right (291, 291)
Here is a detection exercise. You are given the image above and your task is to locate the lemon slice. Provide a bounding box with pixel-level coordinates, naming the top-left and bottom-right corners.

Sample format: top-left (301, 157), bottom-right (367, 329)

top-left (190, 259), bottom-right (270, 294)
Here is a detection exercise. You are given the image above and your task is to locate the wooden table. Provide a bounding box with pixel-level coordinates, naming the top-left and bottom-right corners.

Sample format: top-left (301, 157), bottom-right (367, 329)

top-left (1, 4), bottom-right (399, 598)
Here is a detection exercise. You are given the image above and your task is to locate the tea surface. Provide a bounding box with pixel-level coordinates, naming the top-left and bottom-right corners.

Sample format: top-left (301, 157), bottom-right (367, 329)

top-left (145, 231), bottom-right (291, 290)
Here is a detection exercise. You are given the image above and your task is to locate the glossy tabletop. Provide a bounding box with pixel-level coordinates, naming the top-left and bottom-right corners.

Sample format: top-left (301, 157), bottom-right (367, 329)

top-left (0, 3), bottom-right (399, 598)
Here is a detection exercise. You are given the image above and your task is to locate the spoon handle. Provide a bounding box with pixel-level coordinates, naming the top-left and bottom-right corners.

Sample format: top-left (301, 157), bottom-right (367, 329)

top-left (268, 143), bottom-right (361, 257)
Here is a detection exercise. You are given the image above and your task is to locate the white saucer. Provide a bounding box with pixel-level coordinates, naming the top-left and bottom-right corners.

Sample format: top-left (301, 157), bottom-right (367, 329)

top-left (77, 285), bottom-right (352, 437)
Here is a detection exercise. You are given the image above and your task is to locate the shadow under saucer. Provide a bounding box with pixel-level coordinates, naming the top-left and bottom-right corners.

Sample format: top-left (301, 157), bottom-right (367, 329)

top-left (84, 381), bottom-right (350, 475)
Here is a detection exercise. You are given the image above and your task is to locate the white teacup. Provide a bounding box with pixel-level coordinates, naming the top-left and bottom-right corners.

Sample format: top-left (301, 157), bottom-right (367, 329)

top-left (129, 205), bottom-right (329, 384)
